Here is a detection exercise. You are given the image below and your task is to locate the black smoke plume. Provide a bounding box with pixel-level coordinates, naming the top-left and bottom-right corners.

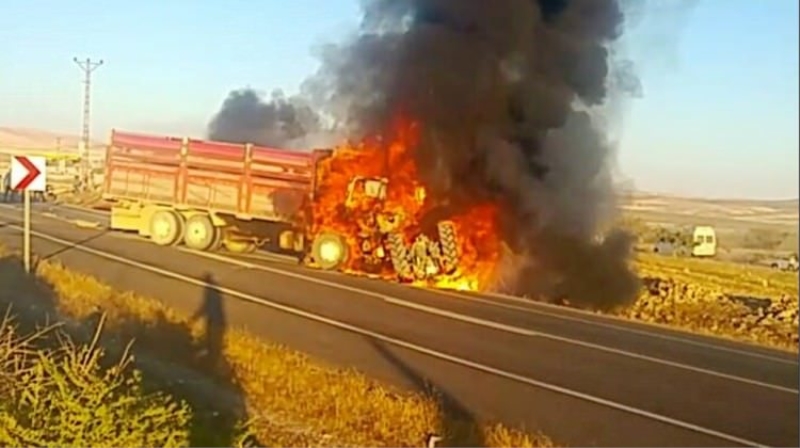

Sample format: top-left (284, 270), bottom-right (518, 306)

top-left (207, 88), bottom-right (321, 148)
top-left (307, 0), bottom-right (641, 309)
top-left (210, 0), bottom-right (647, 309)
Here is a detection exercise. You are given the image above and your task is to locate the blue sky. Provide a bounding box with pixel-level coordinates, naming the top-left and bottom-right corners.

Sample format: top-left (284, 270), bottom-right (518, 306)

top-left (1, 0), bottom-right (797, 199)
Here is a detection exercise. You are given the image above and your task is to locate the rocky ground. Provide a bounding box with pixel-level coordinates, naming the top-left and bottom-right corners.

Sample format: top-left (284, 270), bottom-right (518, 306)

top-left (621, 276), bottom-right (798, 350)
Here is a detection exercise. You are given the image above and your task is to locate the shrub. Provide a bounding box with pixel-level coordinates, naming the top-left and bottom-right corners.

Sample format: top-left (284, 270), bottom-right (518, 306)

top-left (0, 314), bottom-right (192, 447)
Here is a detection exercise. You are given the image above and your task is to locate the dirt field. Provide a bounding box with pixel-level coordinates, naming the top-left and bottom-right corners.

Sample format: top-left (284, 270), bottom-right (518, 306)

top-left (620, 191), bottom-right (798, 266)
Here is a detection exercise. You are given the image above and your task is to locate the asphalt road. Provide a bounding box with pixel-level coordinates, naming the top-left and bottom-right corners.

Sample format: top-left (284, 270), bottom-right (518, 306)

top-left (0, 201), bottom-right (797, 447)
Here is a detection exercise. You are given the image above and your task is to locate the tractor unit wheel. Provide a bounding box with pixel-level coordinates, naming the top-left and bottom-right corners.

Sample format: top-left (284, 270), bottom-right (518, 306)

top-left (149, 209), bottom-right (184, 246)
top-left (437, 221), bottom-right (459, 273)
top-left (183, 214), bottom-right (220, 251)
top-left (387, 233), bottom-right (414, 281)
top-left (311, 232), bottom-right (350, 270)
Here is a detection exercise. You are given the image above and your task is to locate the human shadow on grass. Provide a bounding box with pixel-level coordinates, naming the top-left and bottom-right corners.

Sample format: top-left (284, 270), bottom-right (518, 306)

top-left (0, 255), bottom-right (255, 447)
top-left (366, 337), bottom-right (485, 447)
top-left (106, 271), bottom-right (253, 447)
top-left (191, 273), bottom-right (227, 371)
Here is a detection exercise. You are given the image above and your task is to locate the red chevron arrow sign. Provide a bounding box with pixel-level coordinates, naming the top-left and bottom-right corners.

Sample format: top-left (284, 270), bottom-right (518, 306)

top-left (10, 155), bottom-right (47, 191)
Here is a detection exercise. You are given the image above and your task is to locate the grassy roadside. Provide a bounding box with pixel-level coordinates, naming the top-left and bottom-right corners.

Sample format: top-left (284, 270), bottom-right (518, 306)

top-left (0, 244), bottom-right (553, 447)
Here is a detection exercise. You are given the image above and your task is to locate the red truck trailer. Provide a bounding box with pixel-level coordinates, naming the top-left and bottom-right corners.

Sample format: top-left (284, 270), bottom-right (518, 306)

top-left (102, 129), bottom-right (463, 283)
top-left (102, 129), bottom-right (331, 254)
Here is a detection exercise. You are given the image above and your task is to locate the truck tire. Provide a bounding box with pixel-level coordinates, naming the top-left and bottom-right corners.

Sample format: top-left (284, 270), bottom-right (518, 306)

top-left (437, 221), bottom-right (459, 273)
top-left (411, 258), bottom-right (428, 282)
top-left (183, 214), bottom-right (219, 251)
top-left (311, 232), bottom-right (349, 270)
top-left (387, 233), bottom-right (413, 281)
top-left (149, 210), bottom-right (184, 246)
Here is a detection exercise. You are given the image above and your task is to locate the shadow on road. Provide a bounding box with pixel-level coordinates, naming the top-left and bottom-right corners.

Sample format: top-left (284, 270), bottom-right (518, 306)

top-left (0, 255), bottom-right (255, 447)
top-left (0, 218), bottom-right (110, 272)
top-left (366, 337), bottom-right (485, 447)
top-left (32, 230), bottom-right (110, 267)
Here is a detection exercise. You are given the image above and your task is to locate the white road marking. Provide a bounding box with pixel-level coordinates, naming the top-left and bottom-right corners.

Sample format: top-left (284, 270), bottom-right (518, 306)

top-left (0, 220), bottom-right (768, 447)
top-left (58, 203), bottom-right (110, 217)
top-left (436, 289), bottom-right (800, 366)
top-left (178, 248), bottom-right (798, 395)
top-left (32, 205), bottom-right (800, 365)
top-left (0, 204), bottom-right (102, 230)
top-left (224, 250), bottom-right (299, 264)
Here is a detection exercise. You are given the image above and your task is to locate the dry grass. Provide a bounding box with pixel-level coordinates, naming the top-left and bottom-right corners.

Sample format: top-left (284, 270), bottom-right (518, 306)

top-left (0, 245), bottom-right (553, 447)
top-left (635, 253), bottom-right (797, 298)
top-left (0, 313), bottom-right (192, 447)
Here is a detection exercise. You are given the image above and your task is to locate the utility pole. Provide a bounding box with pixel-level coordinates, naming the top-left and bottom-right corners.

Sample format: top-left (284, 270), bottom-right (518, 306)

top-left (73, 57), bottom-right (103, 191)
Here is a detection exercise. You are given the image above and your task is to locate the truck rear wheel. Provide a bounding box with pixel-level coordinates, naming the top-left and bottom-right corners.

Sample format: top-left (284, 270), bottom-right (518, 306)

top-left (184, 214), bottom-right (220, 251)
top-left (149, 210), bottom-right (184, 246)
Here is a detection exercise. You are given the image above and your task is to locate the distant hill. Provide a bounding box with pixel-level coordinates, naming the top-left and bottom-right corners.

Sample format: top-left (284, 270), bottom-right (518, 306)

top-left (622, 192), bottom-right (798, 230)
top-left (0, 127), bottom-right (103, 148)
top-left (0, 127), bottom-right (104, 162)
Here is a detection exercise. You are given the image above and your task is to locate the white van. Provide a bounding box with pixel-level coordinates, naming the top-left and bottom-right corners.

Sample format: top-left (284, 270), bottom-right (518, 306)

top-left (691, 226), bottom-right (717, 257)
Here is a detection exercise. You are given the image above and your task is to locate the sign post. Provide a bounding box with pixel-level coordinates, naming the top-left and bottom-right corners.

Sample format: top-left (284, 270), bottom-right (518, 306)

top-left (10, 156), bottom-right (46, 273)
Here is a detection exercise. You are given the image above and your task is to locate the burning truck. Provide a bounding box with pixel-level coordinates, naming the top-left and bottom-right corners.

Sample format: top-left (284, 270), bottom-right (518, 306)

top-left (101, 119), bottom-right (499, 291)
top-left (190, 0), bottom-right (644, 310)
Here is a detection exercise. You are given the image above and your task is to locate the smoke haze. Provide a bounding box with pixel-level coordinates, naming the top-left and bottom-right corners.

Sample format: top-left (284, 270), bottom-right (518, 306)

top-left (209, 0), bottom-right (653, 309)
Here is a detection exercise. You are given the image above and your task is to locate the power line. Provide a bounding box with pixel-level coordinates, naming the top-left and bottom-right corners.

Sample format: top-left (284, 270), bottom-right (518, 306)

top-left (73, 57), bottom-right (103, 189)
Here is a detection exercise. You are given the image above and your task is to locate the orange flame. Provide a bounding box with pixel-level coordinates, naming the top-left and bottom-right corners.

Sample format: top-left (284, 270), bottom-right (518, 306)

top-left (311, 116), bottom-right (501, 291)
